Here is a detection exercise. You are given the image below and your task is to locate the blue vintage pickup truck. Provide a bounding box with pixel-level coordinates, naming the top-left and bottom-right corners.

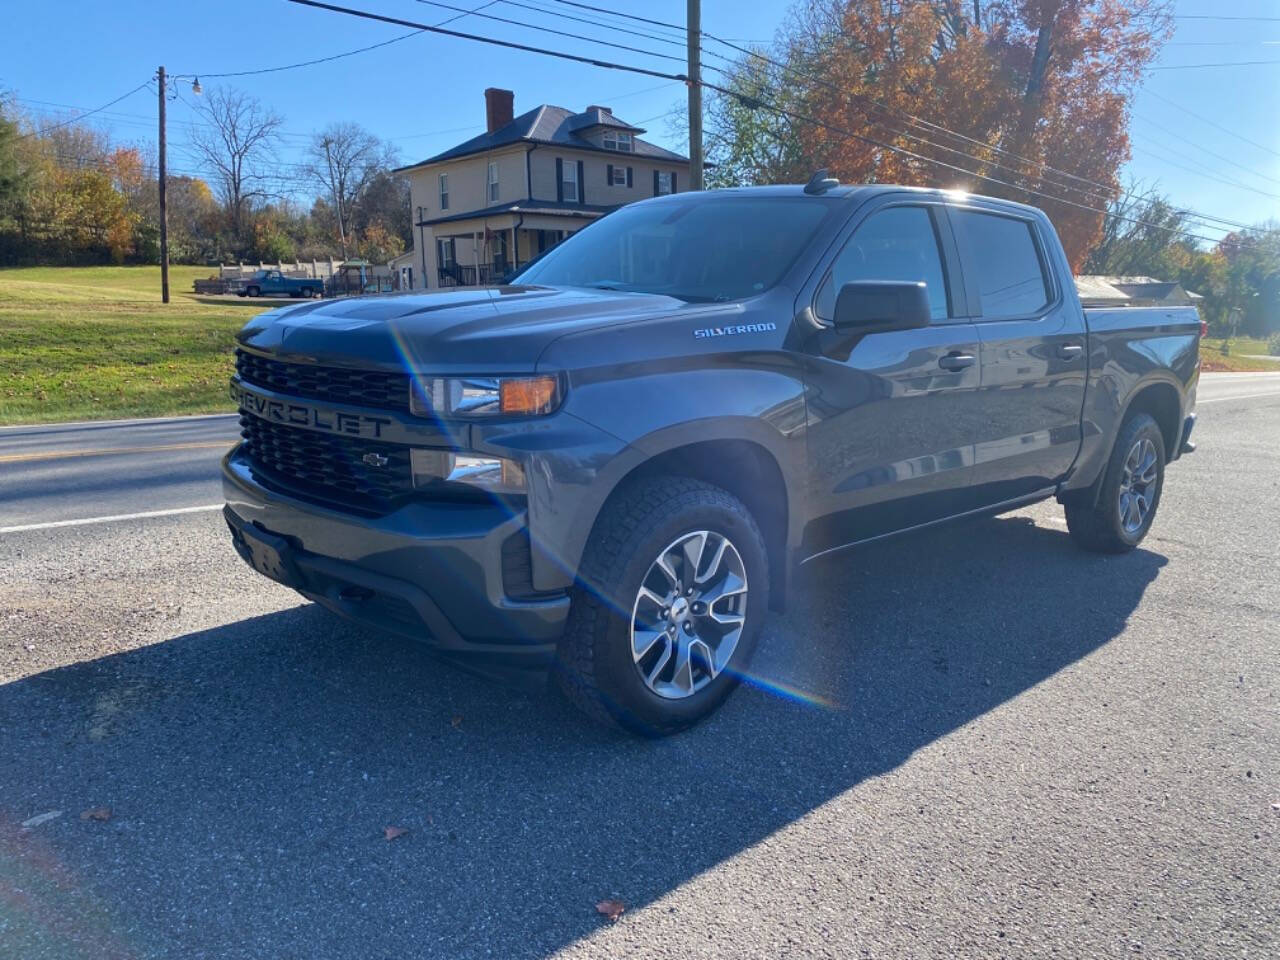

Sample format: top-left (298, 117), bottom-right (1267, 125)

top-left (235, 269), bottom-right (324, 299)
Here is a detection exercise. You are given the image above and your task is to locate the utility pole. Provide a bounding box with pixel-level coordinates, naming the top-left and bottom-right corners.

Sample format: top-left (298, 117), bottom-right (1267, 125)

top-left (686, 0), bottom-right (703, 190)
top-left (157, 66), bottom-right (170, 304)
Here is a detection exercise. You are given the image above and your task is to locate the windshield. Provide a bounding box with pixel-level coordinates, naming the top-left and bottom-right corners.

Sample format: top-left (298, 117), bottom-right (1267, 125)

top-left (514, 195), bottom-right (839, 302)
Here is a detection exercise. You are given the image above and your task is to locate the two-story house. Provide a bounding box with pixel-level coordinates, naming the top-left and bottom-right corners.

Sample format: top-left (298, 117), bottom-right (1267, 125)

top-left (391, 88), bottom-right (692, 290)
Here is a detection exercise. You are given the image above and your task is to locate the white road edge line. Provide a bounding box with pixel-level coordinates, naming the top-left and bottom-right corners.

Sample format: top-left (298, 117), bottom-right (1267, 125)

top-left (0, 504), bottom-right (223, 535)
top-left (0, 411), bottom-right (239, 432)
top-left (1197, 391), bottom-right (1280, 404)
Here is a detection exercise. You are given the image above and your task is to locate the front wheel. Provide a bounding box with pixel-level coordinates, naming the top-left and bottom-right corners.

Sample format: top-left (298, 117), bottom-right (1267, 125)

top-left (557, 476), bottom-right (769, 736)
top-left (1064, 412), bottom-right (1166, 553)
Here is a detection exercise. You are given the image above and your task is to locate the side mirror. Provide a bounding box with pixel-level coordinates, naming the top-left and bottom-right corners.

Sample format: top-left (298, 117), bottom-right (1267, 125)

top-left (833, 281), bottom-right (931, 332)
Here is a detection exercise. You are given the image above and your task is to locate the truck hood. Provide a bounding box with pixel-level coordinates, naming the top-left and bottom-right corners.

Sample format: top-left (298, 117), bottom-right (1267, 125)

top-left (235, 284), bottom-right (689, 373)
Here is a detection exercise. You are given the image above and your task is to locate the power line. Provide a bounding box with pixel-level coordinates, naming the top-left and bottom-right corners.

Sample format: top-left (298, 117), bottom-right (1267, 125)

top-left (496, 0), bottom-right (687, 46)
top-left (285, 0), bottom-right (1235, 245)
top-left (1144, 89), bottom-right (1280, 160)
top-left (1131, 115), bottom-right (1280, 190)
top-left (1149, 59), bottom-right (1280, 70)
top-left (16, 80), bottom-right (153, 139)
top-left (409, 0), bottom-right (686, 64)
top-left (284, 0), bottom-right (683, 81)
top-left (544, 0), bottom-right (685, 35)
top-left (183, 0), bottom-right (501, 80)
top-left (1131, 142), bottom-right (1280, 200)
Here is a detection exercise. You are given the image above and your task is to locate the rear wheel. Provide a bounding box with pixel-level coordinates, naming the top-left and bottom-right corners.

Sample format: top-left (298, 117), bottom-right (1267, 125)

top-left (246, 285), bottom-right (260, 298)
top-left (557, 476), bottom-right (769, 736)
top-left (1064, 412), bottom-right (1166, 553)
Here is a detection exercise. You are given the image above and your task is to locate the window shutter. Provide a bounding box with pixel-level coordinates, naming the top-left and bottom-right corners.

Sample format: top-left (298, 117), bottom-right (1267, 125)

top-left (576, 160), bottom-right (585, 204)
top-left (653, 170), bottom-right (659, 195)
top-left (626, 166), bottom-right (633, 187)
top-left (606, 163), bottom-right (614, 185)
top-left (556, 158), bottom-right (563, 202)
top-left (671, 171), bottom-right (677, 193)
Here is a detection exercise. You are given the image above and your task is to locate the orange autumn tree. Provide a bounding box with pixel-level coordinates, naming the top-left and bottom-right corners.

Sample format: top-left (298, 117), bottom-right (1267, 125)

top-left (715, 0), bottom-right (1172, 269)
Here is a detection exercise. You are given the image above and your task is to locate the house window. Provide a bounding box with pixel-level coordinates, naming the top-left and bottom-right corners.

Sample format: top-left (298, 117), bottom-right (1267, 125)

top-left (438, 174), bottom-right (449, 211)
top-left (656, 171), bottom-right (673, 195)
top-left (602, 131), bottom-right (633, 152)
top-left (608, 165), bottom-right (627, 186)
top-left (487, 161), bottom-right (499, 202)
top-left (437, 237), bottom-right (455, 270)
top-left (561, 161), bottom-right (578, 202)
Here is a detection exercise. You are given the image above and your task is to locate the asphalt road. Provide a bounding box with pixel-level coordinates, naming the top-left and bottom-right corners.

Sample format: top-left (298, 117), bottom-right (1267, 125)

top-left (1, 374), bottom-right (1276, 959)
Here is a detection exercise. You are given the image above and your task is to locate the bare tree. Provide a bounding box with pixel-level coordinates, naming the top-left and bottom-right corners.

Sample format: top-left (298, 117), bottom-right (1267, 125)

top-left (304, 122), bottom-right (395, 259)
top-left (188, 87), bottom-right (282, 244)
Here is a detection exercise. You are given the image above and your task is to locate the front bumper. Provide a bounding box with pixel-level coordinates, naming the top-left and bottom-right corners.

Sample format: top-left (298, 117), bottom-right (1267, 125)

top-left (222, 447), bottom-right (569, 660)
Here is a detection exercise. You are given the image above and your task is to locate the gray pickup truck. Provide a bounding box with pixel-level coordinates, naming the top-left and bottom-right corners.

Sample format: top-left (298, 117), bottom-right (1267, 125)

top-left (223, 179), bottom-right (1199, 734)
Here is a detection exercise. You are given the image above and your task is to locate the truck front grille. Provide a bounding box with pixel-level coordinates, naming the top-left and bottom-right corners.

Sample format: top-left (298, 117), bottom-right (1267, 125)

top-left (236, 349), bottom-right (411, 412)
top-left (239, 415), bottom-right (414, 506)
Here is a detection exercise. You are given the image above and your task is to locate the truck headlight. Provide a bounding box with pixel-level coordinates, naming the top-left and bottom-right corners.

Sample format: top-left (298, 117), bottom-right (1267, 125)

top-left (410, 449), bottom-right (527, 494)
top-left (409, 375), bottom-right (561, 419)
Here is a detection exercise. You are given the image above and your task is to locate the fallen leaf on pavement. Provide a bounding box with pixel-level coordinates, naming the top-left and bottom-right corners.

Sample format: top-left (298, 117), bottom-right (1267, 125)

top-left (21, 810), bottom-right (63, 829)
top-left (450, 715), bottom-right (463, 729)
top-left (80, 807), bottom-right (112, 822)
top-left (384, 825), bottom-right (410, 841)
top-left (595, 899), bottom-right (625, 922)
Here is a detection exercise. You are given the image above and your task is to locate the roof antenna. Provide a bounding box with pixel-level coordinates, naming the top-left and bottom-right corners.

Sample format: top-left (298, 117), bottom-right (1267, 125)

top-left (804, 169), bottom-right (840, 194)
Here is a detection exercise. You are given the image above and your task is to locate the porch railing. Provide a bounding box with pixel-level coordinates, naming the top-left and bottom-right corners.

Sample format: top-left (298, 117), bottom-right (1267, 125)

top-left (437, 261), bottom-right (531, 288)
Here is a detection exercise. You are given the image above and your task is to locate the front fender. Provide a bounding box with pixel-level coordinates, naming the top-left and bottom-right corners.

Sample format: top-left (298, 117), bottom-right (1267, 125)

top-left (492, 362), bottom-right (808, 593)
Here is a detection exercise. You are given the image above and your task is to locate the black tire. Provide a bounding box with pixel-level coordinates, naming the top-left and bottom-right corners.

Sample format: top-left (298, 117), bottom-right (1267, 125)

top-left (1064, 412), bottom-right (1166, 553)
top-left (556, 476), bottom-right (769, 736)
top-left (246, 286), bottom-right (260, 298)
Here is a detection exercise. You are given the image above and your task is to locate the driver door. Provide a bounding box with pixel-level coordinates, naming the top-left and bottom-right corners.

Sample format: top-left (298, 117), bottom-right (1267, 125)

top-left (801, 200), bottom-right (986, 557)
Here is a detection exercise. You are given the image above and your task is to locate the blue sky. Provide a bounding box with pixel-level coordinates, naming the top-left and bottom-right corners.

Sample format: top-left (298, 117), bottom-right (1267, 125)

top-left (4, 0), bottom-right (1278, 244)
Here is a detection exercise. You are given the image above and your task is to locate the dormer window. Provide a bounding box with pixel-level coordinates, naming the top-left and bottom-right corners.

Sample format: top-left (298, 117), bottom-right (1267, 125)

top-left (602, 131), bottom-right (633, 153)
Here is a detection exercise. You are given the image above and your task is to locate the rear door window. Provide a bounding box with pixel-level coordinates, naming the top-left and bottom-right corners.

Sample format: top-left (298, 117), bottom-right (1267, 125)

top-left (951, 210), bottom-right (1051, 318)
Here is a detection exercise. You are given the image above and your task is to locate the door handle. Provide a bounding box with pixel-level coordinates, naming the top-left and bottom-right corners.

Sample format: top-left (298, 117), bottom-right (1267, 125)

top-left (938, 352), bottom-right (976, 371)
top-left (1058, 342), bottom-right (1084, 360)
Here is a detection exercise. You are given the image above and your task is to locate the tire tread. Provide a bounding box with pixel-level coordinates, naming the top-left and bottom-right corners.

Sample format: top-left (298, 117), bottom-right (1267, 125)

top-left (556, 476), bottom-right (764, 734)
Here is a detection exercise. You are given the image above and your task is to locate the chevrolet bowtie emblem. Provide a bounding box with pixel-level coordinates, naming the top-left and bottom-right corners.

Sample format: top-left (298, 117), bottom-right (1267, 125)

top-left (362, 452), bottom-right (390, 468)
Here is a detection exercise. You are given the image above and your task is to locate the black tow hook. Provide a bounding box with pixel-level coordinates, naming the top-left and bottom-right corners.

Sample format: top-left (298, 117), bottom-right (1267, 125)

top-left (338, 585), bottom-right (374, 603)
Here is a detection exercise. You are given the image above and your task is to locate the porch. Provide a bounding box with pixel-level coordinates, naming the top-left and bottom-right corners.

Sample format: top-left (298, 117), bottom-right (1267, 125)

top-left (423, 207), bottom-right (607, 289)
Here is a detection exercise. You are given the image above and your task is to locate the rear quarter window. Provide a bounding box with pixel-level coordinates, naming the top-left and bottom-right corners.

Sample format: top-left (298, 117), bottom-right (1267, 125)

top-left (952, 210), bottom-right (1052, 318)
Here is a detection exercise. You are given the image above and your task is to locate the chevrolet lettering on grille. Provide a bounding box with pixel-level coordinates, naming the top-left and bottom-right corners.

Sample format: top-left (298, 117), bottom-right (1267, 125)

top-left (231, 381), bottom-right (393, 439)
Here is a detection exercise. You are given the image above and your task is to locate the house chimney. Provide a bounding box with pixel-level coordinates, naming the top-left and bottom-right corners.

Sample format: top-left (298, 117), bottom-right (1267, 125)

top-left (484, 88), bottom-right (514, 133)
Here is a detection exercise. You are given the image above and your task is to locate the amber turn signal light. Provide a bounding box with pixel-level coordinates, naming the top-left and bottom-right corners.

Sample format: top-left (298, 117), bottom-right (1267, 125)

top-left (499, 376), bottom-right (559, 416)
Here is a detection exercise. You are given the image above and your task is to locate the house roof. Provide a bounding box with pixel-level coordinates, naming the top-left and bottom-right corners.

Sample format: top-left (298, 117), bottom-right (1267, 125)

top-left (421, 197), bottom-right (620, 227)
top-left (1075, 275), bottom-right (1204, 305)
top-left (396, 104), bottom-right (689, 171)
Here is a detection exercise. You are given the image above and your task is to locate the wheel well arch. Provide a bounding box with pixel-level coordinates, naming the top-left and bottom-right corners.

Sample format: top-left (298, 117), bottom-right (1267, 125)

top-left (1122, 380), bottom-right (1182, 457)
top-left (602, 439), bottom-right (790, 611)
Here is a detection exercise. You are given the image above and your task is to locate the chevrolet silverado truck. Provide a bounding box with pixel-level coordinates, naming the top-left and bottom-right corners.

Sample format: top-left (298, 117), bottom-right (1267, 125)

top-left (235, 269), bottom-right (324, 299)
top-left (223, 178), bottom-right (1199, 735)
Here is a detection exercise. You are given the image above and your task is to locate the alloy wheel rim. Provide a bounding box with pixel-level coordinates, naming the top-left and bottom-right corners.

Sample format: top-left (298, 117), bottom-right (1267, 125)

top-left (1118, 437), bottom-right (1158, 534)
top-left (630, 530), bottom-right (748, 700)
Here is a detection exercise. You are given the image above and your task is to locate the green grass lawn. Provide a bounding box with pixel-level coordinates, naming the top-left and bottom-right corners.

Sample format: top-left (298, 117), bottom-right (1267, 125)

top-left (1199, 337), bottom-right (1280, 372)
top-left (0, 265), bottom-right (268, 425)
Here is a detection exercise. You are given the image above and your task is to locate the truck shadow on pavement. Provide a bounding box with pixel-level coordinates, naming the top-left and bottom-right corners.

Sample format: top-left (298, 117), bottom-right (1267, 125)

top-left (0, 515), bottom-right (1166, 960)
